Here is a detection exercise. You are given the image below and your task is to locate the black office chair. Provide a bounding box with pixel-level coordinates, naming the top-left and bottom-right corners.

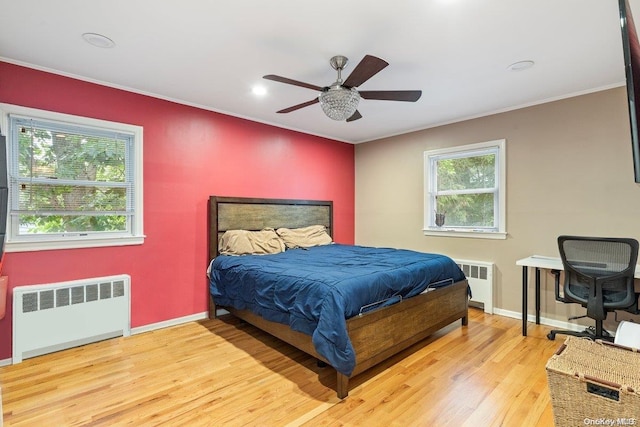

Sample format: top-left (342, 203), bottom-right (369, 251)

top-left (547, 235), bottom-right (639, 342)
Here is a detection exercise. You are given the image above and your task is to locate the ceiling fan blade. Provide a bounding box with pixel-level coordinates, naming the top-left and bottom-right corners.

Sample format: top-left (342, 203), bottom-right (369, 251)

top-left (342, 55), bottom-right (389, 88)
top-left (276, 98), bottom-right (319, 114)
top-left (359, 90), bottom-right (422, 102)
top-left (263, 75), bottom-right (323, 92)
top-left (346, 110), bottom-right (362, 122)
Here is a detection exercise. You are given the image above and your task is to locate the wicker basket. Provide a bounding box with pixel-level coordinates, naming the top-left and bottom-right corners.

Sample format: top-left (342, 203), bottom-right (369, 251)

top-left (546, 336), bottom-right (640, 426)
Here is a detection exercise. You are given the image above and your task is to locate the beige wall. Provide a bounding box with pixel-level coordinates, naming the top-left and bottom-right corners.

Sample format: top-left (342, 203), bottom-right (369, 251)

top-left (355, 87), bottom-right (640, 324)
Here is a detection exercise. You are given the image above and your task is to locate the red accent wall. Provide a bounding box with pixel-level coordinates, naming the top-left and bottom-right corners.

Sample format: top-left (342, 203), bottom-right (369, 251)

top-left (0, 62), bottom-right (355, 360)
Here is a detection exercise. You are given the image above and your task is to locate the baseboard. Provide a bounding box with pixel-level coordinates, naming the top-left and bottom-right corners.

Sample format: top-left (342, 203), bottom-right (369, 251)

top-left (493, 308), bottom-right (620, 336)
top-left (493, 308), bottom-right (586, 333)
top-left (0, 358), bottom-right (11, 367)
top-left (131, 311), bottom-right (208, 335)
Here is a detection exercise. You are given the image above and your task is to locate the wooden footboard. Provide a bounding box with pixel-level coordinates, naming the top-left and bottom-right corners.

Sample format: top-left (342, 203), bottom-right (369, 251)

top-left (341, 279), bottom-right (468, 398)
top-left (219, 279), bottom-right (468, 398)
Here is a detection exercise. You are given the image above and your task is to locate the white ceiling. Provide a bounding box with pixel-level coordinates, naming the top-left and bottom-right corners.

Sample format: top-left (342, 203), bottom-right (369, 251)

top-left (0, 0), bottom-right (637, 144)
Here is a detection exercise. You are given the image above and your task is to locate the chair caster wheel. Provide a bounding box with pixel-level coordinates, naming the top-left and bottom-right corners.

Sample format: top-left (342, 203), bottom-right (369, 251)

top-left (547, 332), bottom-right (556, 341)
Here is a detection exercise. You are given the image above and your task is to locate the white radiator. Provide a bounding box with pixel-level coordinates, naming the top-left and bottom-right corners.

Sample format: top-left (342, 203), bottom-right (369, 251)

top-left (455, 259), bottom-right (494, 314)
top-left (12, 274), bottom-right (131, 363)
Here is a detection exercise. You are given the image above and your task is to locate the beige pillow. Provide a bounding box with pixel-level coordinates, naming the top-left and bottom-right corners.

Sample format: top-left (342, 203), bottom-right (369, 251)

top-left (218, 228), bottom-right (285, 255)
top-left (276, 225), bottom-right (333, 249)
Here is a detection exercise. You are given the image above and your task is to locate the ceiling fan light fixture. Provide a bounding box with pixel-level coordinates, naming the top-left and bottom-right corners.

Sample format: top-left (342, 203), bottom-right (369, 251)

top-left (319, 85), bottom-right (360, 121)
top-left (265, 54), bottom-right (417, 122)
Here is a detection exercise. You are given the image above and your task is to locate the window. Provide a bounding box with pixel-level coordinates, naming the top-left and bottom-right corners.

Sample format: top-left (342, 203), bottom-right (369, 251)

top-left (0, 104), bottom-right (144, 252)
top-left (424, 139), bottom-right (506, 239)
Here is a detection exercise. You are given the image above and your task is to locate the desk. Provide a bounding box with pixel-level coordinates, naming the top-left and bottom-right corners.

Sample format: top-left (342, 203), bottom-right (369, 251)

top-left (516, 255), bottom-right (640, 336)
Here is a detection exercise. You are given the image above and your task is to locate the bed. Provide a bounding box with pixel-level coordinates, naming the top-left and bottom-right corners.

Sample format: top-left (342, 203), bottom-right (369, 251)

top-left (207, 196), bottom-right (469, 398)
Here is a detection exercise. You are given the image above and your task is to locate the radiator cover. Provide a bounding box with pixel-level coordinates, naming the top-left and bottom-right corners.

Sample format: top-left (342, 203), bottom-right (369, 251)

top-left (12, 274), bottom-right (131, 363)
top-left (455, 259), bottom-right (494, 314)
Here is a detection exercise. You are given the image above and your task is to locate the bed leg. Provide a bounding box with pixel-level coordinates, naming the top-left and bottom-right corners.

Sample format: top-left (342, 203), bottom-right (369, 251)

top-left (462, 314), bottom-right (468, 326)
top-left (336, 373), bottom-right (349, 399)
top-left (209, 295), bottom-right (217, 319)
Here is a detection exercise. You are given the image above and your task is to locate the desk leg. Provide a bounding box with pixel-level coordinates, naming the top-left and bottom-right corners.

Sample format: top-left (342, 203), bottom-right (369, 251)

top-left (535, 267), bottom-right (541, 325)
top-left (522, 265), bottom-right (528, 336)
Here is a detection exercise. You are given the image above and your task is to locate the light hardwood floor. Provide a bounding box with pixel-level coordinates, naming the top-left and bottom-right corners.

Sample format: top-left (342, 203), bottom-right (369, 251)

top-left (0, 308), bottom-right (560, 426)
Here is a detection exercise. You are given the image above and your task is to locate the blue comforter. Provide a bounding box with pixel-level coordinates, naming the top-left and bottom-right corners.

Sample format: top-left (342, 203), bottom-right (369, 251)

top-left (209, 244), bottom-right (465, 376)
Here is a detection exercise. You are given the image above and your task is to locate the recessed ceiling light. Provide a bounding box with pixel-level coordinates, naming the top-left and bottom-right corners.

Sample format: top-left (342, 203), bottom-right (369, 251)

top-left (252, 85), bottom-right (267, 96)
top-left (507, 60), bottom-right (535, 71)
top-left (82, 32), bottom-right (115, 49)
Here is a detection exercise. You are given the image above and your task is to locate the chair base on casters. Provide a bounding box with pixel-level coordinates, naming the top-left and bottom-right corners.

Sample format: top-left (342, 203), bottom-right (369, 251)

top-left (547, 325), bottom-right (613, 342)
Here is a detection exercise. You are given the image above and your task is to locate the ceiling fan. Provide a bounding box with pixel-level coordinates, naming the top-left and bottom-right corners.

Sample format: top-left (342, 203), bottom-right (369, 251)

top-left (263, 54), bottom-right (422, 122)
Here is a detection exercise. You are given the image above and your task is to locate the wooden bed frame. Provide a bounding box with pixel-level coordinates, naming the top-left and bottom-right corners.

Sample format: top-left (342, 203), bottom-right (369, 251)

top-left (207, 196), bottom-right (469, 398)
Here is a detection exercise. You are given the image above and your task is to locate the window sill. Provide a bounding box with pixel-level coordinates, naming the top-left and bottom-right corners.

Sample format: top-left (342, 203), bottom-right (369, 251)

top-left (423, 228), bottom-right (507, 240)
top-left (5, 235), bottom-right (146, 253)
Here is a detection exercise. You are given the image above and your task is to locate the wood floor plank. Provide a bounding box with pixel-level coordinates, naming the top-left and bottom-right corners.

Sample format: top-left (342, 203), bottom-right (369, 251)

top-left (0, 309), bottom-right (561, 426)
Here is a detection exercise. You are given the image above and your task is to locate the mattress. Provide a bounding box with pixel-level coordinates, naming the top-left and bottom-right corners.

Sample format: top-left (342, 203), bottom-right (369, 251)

top-left (208, 243), bottom-right (466, 376)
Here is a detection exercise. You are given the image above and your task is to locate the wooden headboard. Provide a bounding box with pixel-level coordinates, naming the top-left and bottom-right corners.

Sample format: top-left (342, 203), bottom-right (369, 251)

top-left (208, 196), bottom-right (333, 261)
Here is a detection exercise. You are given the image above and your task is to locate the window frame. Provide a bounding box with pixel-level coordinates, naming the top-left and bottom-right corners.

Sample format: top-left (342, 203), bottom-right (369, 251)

top-left (423, 139), bottom-right (506, 240)
top-left (0, 103), bottom-right (144, 252)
